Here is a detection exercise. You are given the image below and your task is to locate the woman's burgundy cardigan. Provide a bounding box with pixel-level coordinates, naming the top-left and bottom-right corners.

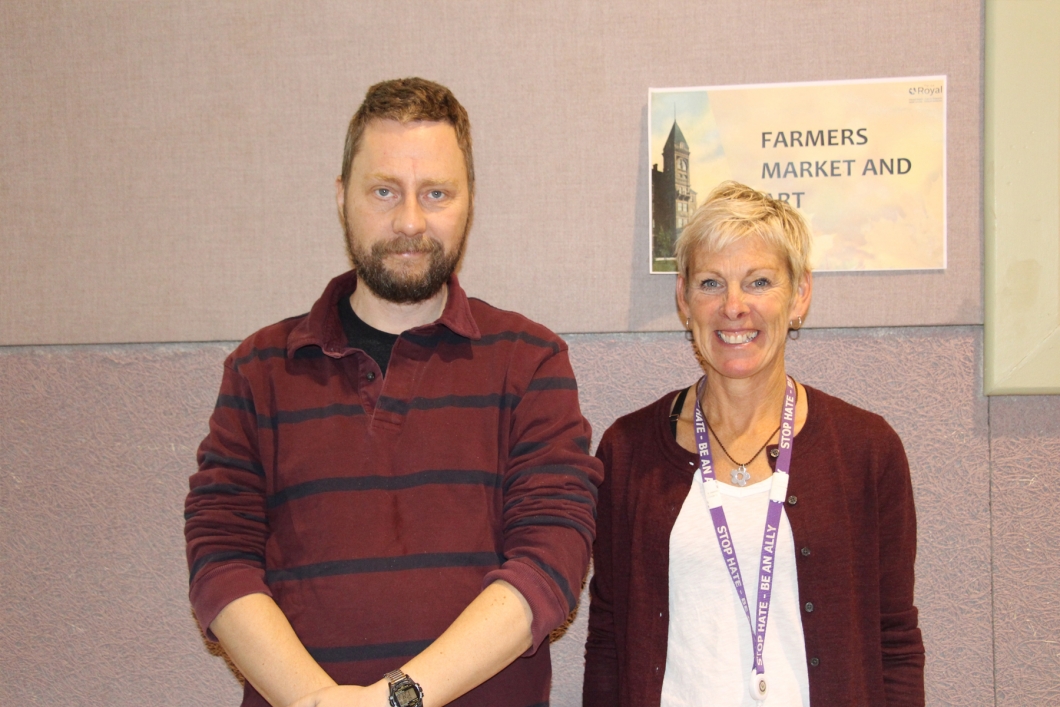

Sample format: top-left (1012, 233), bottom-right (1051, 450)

top-left (582, 385), bottom-right (924, 707)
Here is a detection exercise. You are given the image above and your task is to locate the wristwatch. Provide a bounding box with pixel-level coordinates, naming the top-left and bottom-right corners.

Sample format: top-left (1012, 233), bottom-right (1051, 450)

top-left (385, 669), bottom-right (424, 707)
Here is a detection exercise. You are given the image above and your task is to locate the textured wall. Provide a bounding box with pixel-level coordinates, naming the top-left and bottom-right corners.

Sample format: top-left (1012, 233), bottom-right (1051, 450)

top-left (989, 395), bottom-right (1060, 705)
top-left (5, 326), bottom-right (1054, 706)
top-left (0, 344), bottom-right (242, 705)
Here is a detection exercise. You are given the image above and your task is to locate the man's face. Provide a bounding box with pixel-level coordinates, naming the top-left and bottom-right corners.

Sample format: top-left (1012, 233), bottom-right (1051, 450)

top-left (337, 119), bottom-right (471, 304)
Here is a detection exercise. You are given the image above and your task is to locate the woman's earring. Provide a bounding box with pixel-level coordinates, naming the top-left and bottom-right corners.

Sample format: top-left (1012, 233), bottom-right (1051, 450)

top-left (788, 315), bottom-right (804, 340)
top-left (684, 318), bottom-right (694, 342)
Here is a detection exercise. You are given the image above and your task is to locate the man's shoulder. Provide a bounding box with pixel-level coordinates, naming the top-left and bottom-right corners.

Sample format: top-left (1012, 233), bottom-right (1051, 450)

top-left (465, 297), bottom-right (567, 354)
top-left (224, 311), bottom-right (312, 370)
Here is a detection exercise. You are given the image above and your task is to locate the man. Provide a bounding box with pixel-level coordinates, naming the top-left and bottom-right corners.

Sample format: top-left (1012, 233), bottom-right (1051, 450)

top-left (185, 78), bottom-right (602, 707)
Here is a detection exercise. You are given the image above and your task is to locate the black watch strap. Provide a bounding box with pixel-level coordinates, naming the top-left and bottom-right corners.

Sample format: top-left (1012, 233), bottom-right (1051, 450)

top-left (385, 669), bottom-right (423, 707)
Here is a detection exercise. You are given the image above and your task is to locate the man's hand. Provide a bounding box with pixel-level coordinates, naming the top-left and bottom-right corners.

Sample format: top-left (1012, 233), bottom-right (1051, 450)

top-left (288, 681), bottom-right (389, 707)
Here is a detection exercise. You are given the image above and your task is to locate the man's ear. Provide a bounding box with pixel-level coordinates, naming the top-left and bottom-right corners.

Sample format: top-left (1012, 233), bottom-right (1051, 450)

top-left (335, 177), bottom-right (346, 227)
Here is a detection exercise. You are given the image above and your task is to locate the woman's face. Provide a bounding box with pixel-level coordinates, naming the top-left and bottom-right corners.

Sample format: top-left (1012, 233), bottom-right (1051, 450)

top-left (677, 234), bottom-right (812, 384)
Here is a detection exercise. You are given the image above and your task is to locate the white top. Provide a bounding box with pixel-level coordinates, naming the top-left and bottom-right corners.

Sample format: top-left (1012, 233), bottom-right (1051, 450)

top-left (661, 472), bottom-right (811, 707)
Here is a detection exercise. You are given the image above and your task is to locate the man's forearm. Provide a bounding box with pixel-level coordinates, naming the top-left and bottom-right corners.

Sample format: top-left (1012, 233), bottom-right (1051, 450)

top-left (399, 579), bottom-right (533, 706)
top-left (292, 580), bottom-right (534, 707)
top-left (211, 593), bottom-right (337, 707)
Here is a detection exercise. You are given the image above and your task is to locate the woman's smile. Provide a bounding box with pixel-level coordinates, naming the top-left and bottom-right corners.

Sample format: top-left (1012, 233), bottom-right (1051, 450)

top-left (716, 330), bottom-right (759, 345)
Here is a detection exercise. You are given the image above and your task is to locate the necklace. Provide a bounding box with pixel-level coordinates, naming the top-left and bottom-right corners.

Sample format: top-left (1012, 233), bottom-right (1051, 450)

top-left (706, 420), bottom-right (779, 486)
top-left (703, 384), bottom-right (797, 487)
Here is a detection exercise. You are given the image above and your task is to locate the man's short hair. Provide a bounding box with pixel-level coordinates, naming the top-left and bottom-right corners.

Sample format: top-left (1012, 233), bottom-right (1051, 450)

top-left (340, 77), bottom-right (475, 218)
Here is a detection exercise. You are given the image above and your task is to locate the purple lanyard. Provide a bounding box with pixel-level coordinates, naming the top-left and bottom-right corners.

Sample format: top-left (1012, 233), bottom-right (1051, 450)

top-left (692, 376), bottom-right (796, 703)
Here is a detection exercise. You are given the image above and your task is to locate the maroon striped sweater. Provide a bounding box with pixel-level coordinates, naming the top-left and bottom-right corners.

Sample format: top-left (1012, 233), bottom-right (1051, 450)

top-left (185, 271), bottom-right (602, 707)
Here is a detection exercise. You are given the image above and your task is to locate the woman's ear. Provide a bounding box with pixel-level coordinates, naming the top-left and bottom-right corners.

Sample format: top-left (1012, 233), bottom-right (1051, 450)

top-left (676, 274), bottom-right (690, 320)
top-left (791, 270), bottom-right (813, 321)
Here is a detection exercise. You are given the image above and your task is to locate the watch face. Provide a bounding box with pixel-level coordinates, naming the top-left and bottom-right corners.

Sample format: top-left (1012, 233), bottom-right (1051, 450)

top-left (389, 677), bottom-right (423, 707)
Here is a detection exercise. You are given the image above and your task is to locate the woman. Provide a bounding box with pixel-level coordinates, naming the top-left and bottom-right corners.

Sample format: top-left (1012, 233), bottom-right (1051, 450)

top-left (582, 182), bottom-right (924, 707)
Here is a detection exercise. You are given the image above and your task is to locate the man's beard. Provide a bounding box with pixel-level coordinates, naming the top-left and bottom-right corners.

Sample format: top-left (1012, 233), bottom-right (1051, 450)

top-left (345, 228), bottom-right (465, 304)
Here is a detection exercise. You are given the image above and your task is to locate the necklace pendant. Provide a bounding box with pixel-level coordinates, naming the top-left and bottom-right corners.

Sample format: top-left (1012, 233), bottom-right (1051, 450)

top-left (731, 465), bottom-right (750, 487)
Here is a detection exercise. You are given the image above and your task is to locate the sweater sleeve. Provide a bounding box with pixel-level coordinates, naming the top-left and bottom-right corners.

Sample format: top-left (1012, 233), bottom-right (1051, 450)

top-left (184, 355), bottom-right (272, 640)
top-left (482, 343), bottom-right (603, 652)
top-left (582, 429), bottom-right (619, 706)
top-left (875, 425), bottom-right (926, 706)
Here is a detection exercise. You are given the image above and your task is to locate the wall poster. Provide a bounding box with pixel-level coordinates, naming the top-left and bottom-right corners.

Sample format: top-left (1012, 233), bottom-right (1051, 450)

top-left (649, 76), bottom-right (947, 273)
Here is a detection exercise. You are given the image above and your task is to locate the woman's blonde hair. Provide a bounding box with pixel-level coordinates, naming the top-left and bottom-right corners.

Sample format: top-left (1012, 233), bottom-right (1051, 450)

top-left (675, 181), bottom-right (812, 292)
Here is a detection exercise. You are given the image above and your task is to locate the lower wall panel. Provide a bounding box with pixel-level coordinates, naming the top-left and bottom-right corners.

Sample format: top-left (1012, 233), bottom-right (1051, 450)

top-left (0, 343), bottom-right (241, 705)
top-left (0, 326), bottom-right (1054, 706)
top-left (988, 396), bottom-right (1060, 706)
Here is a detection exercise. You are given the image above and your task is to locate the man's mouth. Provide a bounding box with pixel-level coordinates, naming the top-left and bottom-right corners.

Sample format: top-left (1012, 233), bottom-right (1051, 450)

top-left (377, 236), bottom-right (440, 257)
top-left (716, 330), bottom-right (759, 345)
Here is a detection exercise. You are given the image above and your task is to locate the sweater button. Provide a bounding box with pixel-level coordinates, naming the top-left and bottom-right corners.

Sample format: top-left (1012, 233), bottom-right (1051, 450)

top-left (801, 547), bottom-right (811, 556)
top-left (788, 495), bottom-right (797, 505)
top-left (804, 602), bottom-right (814, 612)
top-left (770, 448), bottom-right (779, 458)
top-left (366, 371), bottom-right (376, 381)
top-left (810, 657), bottom-right (820, 667)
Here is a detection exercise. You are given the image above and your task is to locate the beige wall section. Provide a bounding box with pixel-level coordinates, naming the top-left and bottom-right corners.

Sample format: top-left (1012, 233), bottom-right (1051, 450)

top-left (1, 1), bottom-right (982, 345)
top-left (984, 0), bottom-right (1060, 394)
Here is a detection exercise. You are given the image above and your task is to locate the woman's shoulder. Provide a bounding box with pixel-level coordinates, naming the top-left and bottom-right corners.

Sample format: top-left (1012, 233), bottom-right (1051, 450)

top-left (803, 384), bottom-right (903, 449)
top-left (596, 388), bottom-right (697, 495)
top-left (597, 388), bottom-right (685, 453)
top-left (603, 389), bottom-right (680, 432)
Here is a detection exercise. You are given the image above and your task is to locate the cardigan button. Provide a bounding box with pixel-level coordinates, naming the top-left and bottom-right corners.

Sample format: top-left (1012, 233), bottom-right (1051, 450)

top-left (801, 547), bottom-right (811, 556)
top-left (366, 371), bottom-right (376, 381)
top-left (770, 448), bottom-right (779, 458)
top-left (788, 495), bottom-right (798, 505)
top-left (804, 602), bottom-right (814, 612)
top-left (810, 657), bottom-right (820, 667)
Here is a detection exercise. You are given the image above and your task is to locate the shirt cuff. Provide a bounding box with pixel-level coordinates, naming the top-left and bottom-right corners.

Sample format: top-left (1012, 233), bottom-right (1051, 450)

top-left (189, 563), bottom-right (272, 641)
top-left (483, 557), bottom-right (568, 654)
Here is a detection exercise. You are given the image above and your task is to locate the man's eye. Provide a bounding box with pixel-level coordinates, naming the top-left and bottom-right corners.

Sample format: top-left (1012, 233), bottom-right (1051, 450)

top-left (375, 188), bottom-right (392, 198)
top-left (427, 190), bottom-right (446, 200)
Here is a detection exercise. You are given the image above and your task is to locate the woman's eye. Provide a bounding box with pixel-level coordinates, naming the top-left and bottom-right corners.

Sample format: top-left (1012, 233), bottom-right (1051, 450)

top-left (700, 278), bottom-right (721, 290)
top-left (752, 278), bottom-right (770, 288)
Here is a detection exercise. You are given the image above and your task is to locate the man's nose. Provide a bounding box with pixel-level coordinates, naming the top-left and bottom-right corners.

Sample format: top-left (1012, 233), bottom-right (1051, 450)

top-left (393, 196), bottom-right (427, 236)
